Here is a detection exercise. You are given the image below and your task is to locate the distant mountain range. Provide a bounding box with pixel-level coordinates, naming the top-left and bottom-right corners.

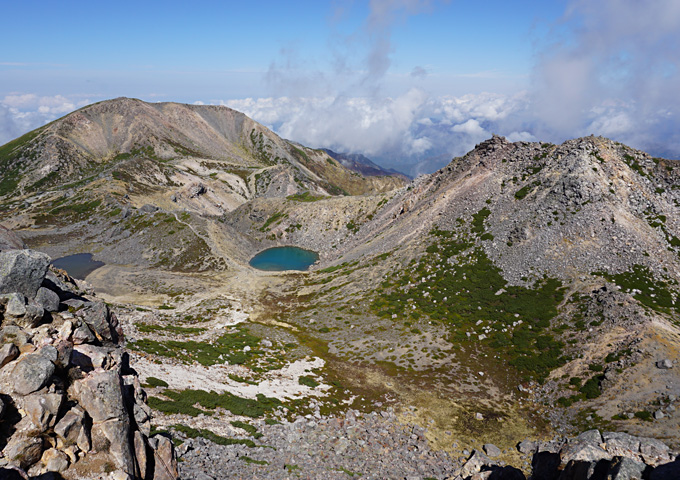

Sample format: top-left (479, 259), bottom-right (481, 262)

top-left (321, 148), bottom-right (411, 180)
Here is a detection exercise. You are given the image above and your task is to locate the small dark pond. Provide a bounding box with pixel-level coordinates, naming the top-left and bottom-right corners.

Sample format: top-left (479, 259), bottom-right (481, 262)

top-left (249, 247), bottom-right (319, 271)
top-left (52, 253), bottom-right (105, 280)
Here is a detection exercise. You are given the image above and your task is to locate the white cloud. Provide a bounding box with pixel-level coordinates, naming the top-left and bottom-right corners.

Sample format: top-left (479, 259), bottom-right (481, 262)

top-left (222, 90), bottom-right (536, 175)
top-left (532, 0), bottom-right (680, 156)
top-left (0, 94), bottom-right (92, 146)
top-left (451, 119), bottom-right (486, 136)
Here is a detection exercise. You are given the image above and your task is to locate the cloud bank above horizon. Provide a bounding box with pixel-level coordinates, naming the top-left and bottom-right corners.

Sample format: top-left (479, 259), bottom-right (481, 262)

top-left (1, 0), bottom-right (679, 177)
top-left (221, 0), bottom-right (680, 174)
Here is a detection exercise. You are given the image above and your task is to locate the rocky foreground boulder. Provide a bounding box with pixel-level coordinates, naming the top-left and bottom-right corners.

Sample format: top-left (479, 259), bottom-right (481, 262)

top-left (0, 247), bottom-right (178, 479)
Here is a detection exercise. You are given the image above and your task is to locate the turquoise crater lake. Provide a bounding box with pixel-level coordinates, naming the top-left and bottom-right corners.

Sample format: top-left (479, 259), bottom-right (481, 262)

top-left (249, 247), bottom-right (319, 271)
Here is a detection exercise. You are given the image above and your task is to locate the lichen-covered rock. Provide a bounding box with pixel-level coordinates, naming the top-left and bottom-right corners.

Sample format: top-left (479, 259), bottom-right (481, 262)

top-left (11, 353), bottom-right (55, 395)
top-left (22, 392), bottom-right (63, 430)
top-left (0, 250), bottom-right (51, 300)
top-left (72, 370), bottom-right (126, 422)
top-left (38, 344), bottom-right (58, 363)
top-left (4, 293), bottom-right (27, 317)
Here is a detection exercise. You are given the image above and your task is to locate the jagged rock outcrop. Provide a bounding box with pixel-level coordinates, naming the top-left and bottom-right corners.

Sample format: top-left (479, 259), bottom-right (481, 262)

top-left (0, 242), bottom-right (177, 479)
top-left (524, 429), bottom-right (678, 480)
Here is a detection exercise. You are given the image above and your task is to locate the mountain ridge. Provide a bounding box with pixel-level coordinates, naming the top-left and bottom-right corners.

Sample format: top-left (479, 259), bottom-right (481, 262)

top-left (321, 148), bottom-right (411, 180)
top-left (0, 97), bottom-right (406, 200)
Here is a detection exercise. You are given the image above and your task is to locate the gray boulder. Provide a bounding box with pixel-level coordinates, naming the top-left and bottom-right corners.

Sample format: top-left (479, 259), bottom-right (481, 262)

top-left (603, 431), bottom-right (641, 459)
top-left (639, 437), bottom-right (672, 466)
top-left (11, 353), bottom-right (55, 395)
top-left (37, 344), bottom-right (57, 363)
top-left (0, 225), bottom-right (25, 251)
top-left (575, 429), bottom-right (604, 444)
top-left (461, 449), bottom-right (495, 478)
top-left (140, 204), bottom-right (159, 213)
top-left (22, 392), bottom-right (63, 430)
top-left (0, 325), bottom-right (31, 347)
top-left (93, 418), bottom-right (135, 476)
top-left (19, 303), bottom-right (45, 328)
top-left (54, 406), bottom-right (87, 445)
top-left (3, 418), bottom-right (45, 469)
top-left (483, 443), bottom-right (502, 457)
top-left (606, 456), bottom-right (648, 479)
top-left (72, 370), bottom-right (127, 422)
top-left (72, 370), bottom-right (135, 474)
top-left (34, 286), bottom-right (60, 312)
top-left (518, 439), bottom-right (537, 455)
top-left (4, 293), bottom-right (27, 317)
top-left (133, 401), bottom-right (152, 437)
top-left (76, 301), bottom-right (121, 344)
top-left (656, 359), bottom-right (673, 369)
top-left (133, 430), bottom-right (149, 479)
top-left (0, 249), bottom-right (51, 300)
top-left (43, 270), bottom-right (77, 301)
top-left (72, 321), bottom-right (96, 345)
top-left (0, 342), bottom-right (19, 368)
top-left (71, 344), bottom-right (113, 370)
top-left (558, 429), bottom-right (610, 470)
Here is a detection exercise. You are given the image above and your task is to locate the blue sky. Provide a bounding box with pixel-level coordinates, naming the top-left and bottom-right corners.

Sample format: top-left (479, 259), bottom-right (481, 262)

top-left (2, 0), bottom-right (679, 174)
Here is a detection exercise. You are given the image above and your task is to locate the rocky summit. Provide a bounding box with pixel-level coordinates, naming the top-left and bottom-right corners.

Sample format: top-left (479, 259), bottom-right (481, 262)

top-left (1, 98), bottom-right (680, 479)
